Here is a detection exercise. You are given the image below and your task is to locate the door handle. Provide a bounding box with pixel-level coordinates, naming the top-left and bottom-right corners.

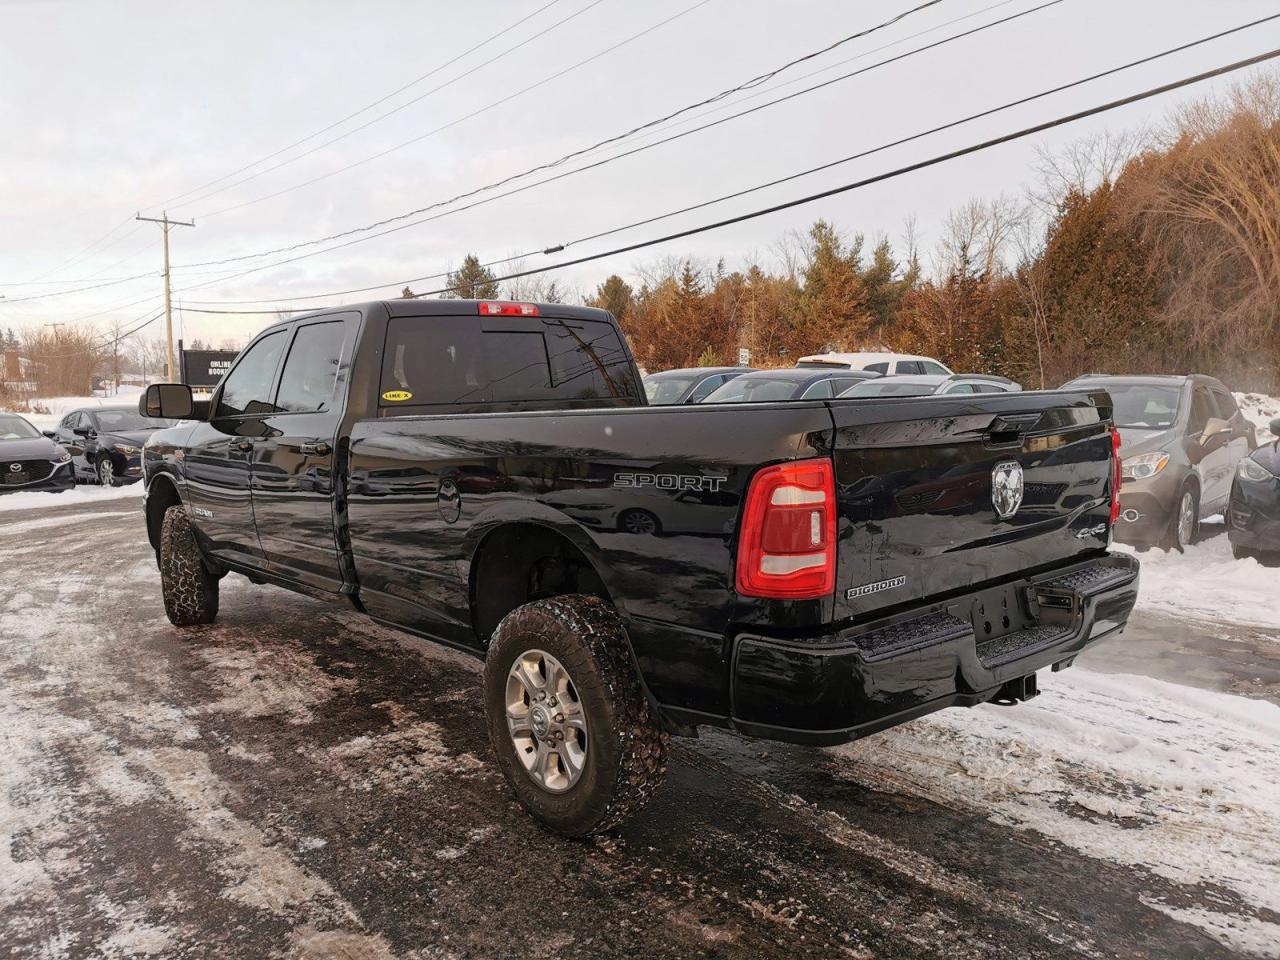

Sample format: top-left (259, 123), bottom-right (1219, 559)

top-left (300, 441), bottom-right (331, 457)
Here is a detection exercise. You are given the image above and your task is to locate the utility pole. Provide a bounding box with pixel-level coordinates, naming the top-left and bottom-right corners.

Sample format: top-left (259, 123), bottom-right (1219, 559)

top-left (136, 211), bottom-right (194, 381)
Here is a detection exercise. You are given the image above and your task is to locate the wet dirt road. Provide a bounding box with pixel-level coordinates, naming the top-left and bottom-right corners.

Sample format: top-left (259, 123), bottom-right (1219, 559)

top-left (2, 498), bottom-right (1277, 959)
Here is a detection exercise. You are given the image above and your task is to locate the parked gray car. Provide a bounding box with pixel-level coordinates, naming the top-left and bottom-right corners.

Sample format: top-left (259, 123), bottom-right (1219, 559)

top-left (1064, 374), bottom-right (1255, 550)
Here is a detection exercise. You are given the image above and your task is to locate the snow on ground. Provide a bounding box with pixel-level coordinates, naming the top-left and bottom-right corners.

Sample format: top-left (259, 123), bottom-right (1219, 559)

top-left (1235, 392), bottom-right (1280, 445)
top-left (833, 667), bottom-right (1280, 957)
top-left (0, 483), bottom-right (143, 515)
top-left (1113, 536), bottom-right (1278, 632)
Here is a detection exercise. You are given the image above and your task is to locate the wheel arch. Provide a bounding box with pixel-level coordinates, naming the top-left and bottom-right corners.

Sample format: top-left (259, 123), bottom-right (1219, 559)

top-left (145, 472), bottom-right (183, 553)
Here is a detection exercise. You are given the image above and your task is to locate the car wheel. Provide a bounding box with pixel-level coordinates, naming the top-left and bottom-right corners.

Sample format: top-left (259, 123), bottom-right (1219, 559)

top-left (98, 455), bottom-right (116, 487)
top-left (1231, 543), bottom-right (1256, 561)
top-left (1161, 483), bottom-right (1199, 552)
top-left (159, 504), bottom-right (219, 626)
top-left (484, 594), bottom-right (668, 836)
top-left (617, 508), bottom-right (660, 536)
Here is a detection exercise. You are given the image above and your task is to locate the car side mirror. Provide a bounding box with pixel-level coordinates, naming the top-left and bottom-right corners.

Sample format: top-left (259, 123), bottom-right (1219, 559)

top-left (72, 426), bottom-right (90, 437)
top-left (140, 383), bottom-right (196, 420)
top-left (1271, 417), bottom-right (1280, 438)
top-left (1200, 417), bottom-right (1231, 445)
top-left (41, 430), bottom-right (56, 439)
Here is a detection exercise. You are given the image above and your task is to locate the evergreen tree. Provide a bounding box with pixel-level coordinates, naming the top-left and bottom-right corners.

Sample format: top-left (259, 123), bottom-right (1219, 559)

top-left (443, 254), bottom-right (499, 300)
top-left (591, 275), bottom-right (634, 320)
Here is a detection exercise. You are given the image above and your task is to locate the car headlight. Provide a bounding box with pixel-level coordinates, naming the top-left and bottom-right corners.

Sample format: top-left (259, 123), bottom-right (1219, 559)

top-left (113, 443), bottom-right (142, 456)
top-left (54, 448), bottom-right (72, 463)
top-left (1121, 452), bottom-right (1169, 481)
top-left (1238, 458), bottom-right (1275, 482)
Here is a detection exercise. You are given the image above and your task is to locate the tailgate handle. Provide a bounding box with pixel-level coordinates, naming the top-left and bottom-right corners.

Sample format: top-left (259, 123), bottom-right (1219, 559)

top-left (985, 413), bottom-right (1040, 447)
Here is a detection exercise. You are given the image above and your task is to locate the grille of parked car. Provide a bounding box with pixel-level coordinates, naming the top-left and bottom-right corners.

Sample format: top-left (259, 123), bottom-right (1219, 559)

top-left (3, 459), bottom-right (54, 484)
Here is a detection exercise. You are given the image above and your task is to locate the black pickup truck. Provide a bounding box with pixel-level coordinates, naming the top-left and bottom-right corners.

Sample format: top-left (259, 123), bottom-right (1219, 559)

top-left (138, 298), bottom-right (1138, 835)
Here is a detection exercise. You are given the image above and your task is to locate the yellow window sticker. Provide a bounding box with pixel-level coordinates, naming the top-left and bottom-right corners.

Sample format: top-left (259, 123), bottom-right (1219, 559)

top-left (382, 390), bottom-right (413, 402)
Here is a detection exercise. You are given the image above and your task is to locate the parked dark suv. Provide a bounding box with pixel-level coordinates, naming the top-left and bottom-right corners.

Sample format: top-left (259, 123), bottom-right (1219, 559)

top-left (1064, 374), bottom-right (1254, 549)
top-left (52, 406), bottom-right (174, 485)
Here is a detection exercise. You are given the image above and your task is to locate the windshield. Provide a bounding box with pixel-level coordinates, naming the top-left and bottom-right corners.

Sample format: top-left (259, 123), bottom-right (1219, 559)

top-left (0, 414), bottom-right (41, 440)
top-left (704, 376), bottom-right (805, 403)
top-left (839, 380), bottom-right (935, 398)
top-left (643, 375), bottom-right (697, 405)
top-left (1086, 383), bottom-right (1182, 429)
top-left (94, 409), bottom-right (170, 432)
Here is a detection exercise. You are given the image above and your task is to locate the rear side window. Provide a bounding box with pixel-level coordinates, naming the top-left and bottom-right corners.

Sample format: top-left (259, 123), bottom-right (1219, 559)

top-left (1188, 387), bottom-right (1213, 435)
top-left (686, 375), bottom-right (724, 403)
top-left (896, 360), bottom-right (926, 375)
top-left (380, 315), bottom-right (637, 407)
top-left (921, 361), bottom-right (949, 375)
top-left (800, 379), bottom-right (835, 400)
top-left (276, 320), bottom-right (350, 413)
top-left (216, 330), bottom-right (286, 417)
top-left (945, 383), bottom-right (977, 394)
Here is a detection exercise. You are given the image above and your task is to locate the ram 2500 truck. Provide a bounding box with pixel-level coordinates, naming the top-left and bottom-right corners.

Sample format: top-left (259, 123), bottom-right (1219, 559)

top-left (138, 299), bottom-right (1139, 835)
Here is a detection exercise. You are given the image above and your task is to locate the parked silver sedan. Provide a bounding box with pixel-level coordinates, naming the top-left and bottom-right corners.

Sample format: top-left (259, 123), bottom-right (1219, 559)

top-left (837, 374), bottom-right (1021, 398)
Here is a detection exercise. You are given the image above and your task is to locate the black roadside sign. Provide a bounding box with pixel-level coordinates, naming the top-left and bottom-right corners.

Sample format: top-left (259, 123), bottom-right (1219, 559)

top-left (180, 348), bottom-right (238, 388)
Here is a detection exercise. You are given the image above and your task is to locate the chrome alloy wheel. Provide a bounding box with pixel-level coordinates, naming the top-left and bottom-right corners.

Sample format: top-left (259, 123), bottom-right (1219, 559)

top-left (99, 457), bottom-right (115, 486)
top-left (505, 649), bottom-right (588, 793)
top-left (1177, 491), bottom-right (1195, 547)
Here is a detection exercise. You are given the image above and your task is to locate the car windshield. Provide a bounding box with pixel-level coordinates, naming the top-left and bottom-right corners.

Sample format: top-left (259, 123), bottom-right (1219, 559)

top-left (1087, 383), bottom-right (1182, 429)
top-left (94, 409), bottom-right (169, 431)
top-left (644, 375), bottom-right (697, 405)
top-left (0, 414), bottom-right (41, 439)
top-left (839, 380), bottom-right (935, 398)
top-left (704, 375), bottom-right (805, 403)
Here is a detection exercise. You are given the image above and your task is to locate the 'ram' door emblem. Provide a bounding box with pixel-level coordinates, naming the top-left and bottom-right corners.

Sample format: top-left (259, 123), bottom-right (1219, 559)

top-left (991, 461), bottom-right (1024, 519)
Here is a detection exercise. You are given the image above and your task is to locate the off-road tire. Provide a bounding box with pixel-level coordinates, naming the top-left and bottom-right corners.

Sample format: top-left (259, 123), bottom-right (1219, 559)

top-left (159, 504), bottom-right (219, 626)
top-left (484, 594), bottom-right (668, 836)
top-left (1160, 482), bottom-right (1199, 553)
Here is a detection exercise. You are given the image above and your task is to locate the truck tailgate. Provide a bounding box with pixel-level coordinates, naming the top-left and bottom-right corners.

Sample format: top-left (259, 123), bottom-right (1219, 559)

top-left (829, 390), bottom-right (1115, 621)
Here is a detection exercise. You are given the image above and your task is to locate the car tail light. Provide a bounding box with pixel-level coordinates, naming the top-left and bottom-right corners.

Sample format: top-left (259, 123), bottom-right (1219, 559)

top-left (736, 458), bottom-right (836, 599)
top-left (1109, 426), bottom-right (1122, 525)
top-left (477, 301), bottom-right (539, 316)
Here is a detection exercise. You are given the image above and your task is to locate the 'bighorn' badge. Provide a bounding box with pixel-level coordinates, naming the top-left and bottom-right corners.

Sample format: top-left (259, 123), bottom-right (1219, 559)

top-left (991, 460), bottom-right (1024, 519)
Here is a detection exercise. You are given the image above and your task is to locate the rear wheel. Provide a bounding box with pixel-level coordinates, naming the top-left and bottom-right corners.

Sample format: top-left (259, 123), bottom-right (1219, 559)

top-left (159, 504), bottom-right (219, 626)
top-left (484, 594), bottom-right (667, 836)
top-left (1161, 484), bottom-right (1199, 552)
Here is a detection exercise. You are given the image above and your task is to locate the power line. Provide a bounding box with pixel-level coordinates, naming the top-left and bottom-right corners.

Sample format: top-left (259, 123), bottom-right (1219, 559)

top-left (150, 0), bottom-right (569, 211)
top-left (189, 0), bottom-right (710, 220)
top-left (174, 45), bottom-right (1280, 315)
top-left (173, 0), bottom-right (964, 270)
top-left (0, 271), bottom-right (160, 304)
top-left (169, 0), bottom-right (609, 214)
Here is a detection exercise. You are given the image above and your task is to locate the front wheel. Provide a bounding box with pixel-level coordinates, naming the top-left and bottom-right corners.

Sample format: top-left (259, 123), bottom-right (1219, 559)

top-left (159, 504), bottom-right (219, 626)
top-left (1161, 484), bottom-right (1199, 552)
top-left (98, 455), bottom-right (116, 487)
top-left (484, 594), bottom-right (668, 836)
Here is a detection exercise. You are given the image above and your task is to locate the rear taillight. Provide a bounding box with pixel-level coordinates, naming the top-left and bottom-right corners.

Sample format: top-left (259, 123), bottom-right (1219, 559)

top-left (477, 301), bottom-right (539, 316)
top-left (1109, 427), bottom-right (1122, 525)
top-left (736, 458), bottom-right (836, 599)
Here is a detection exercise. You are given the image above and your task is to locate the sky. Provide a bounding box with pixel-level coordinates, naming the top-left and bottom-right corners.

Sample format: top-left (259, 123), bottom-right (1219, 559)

top-left (2, 0), bottom-right (1278, 349)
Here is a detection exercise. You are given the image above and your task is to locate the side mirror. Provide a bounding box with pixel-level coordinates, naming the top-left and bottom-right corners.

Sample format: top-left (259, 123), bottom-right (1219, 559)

top-left (72, 426), bottom-right (90, 437)
top-left (1271, 417), bottom-right (1280, 439)
top-left (140, 383), bottom-right (196, 420)
top-left (41, 430), bottom-right (56, 439)
top-left (1200, 417), bottom-right (1232, 445)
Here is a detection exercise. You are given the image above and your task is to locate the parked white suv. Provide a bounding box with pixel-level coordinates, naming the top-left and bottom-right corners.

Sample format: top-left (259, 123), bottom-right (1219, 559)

top-left (795, 352), bottom-right (952, 375)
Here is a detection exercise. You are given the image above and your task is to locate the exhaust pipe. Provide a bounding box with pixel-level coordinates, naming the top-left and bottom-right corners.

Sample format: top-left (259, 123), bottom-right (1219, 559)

top-left (991, 673), bottom-right (1039, 706)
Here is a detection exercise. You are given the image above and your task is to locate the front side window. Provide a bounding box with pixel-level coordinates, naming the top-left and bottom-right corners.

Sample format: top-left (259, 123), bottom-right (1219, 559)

top-left (1188, 387), bottom-right (1213, 435)
top-left (945, 383), bottom-right (977, 394)
top-left (216, 330), bottom-right (286, 418)
top-left (896, 360), bottom-right (926, 375)
top-left (276, 321), bottom-right (350, 413)
top-left (800, 379), bottom-right (835, 400)
top-left (864, 362), bottom-right (889, 374)
top-left (1210, 388), bottom-right (1238, 420)
top-left (921, 361), bottom-right (949, 375)
top-left (644, 375), bottom-right (696, 404)
top-left (686, 375), bottom-right (724, 403)
top-left (95, 409), bottom-right (166, 431)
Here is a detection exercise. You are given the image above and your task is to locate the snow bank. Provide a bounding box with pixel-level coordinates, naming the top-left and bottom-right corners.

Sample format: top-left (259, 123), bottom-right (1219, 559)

top-left (1114, 536), bottom-right (1278, 631)
top-left (2, 390), bottom-right (143, 432)
top-left (832, 668), bottom-right (1280, 956)
top-left (0, 483), bottom-right (143, 516)
top-left (1235, 392), bottom-right (1279, 445)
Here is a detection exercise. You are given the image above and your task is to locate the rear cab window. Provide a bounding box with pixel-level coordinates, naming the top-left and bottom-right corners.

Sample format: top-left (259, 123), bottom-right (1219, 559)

top-left (379, 313), bottom-right (640, 411)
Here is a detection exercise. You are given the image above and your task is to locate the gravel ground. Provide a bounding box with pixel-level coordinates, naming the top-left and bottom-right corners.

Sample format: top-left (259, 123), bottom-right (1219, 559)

top-left (1, 494), bottom-right (1277, 959)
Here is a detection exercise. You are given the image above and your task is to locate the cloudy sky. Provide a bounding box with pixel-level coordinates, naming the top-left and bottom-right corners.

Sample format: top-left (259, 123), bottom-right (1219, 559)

top-left (2, 0), bottom-right (1277, 346)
